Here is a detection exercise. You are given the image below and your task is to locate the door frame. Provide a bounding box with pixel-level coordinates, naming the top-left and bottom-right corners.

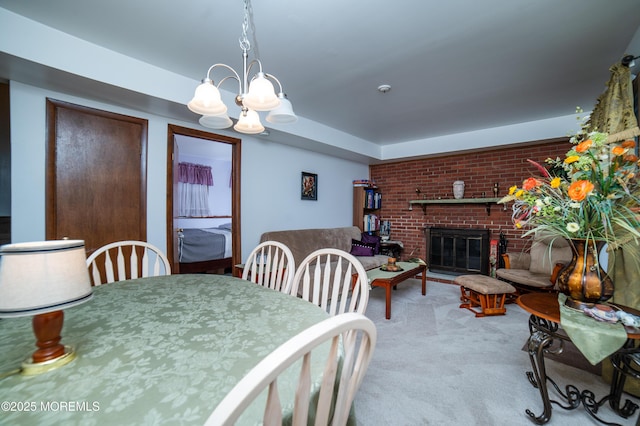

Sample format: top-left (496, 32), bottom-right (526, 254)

top-left (166, 125), bottom-right (241, 274)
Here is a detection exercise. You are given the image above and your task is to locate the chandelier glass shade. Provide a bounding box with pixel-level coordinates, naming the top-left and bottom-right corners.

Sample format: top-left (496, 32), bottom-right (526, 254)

top-left (233, 108), bottom-right (264, 134)
top-left (199, 113), bottom-right (233, 129)
top-left (188, 0), bottom-right (297, 133)
top-left (267, 93), bottom-right (297, 124)
top-left (242, 72), bottom-right (280, 111)
top-left (187, 79), bottom-right (226, 116)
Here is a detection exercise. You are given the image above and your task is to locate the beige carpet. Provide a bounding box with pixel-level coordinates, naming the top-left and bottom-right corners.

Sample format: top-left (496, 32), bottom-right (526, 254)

top-left (354, 279), bottom-right (640, 426)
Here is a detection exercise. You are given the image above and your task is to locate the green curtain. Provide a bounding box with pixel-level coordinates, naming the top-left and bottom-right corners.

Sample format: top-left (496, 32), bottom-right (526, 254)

top-left (587, 61), bottom-right (640, 396)
top-left (586, 62), bottom-right (640, 310)
top-left (586, 63), bottom-right (639, 136)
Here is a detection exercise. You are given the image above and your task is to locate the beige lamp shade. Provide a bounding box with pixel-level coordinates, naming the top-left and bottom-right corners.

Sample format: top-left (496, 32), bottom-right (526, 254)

top-left (0, 240), bottom-right (93, 318)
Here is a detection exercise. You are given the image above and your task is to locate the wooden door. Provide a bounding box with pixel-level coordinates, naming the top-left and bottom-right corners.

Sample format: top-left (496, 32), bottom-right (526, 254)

top-left (46, 99), bottom-right (148, 256)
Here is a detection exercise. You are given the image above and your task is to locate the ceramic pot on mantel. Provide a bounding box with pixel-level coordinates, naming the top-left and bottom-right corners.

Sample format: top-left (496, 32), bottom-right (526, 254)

top-left (556, 239), bottom-right (614, 309)
top-left (453, 181), bottom-right (465, 199)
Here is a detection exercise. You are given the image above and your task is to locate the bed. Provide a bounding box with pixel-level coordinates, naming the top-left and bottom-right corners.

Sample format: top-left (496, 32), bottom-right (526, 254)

top-left (178, 225), bottom-right (233, 274)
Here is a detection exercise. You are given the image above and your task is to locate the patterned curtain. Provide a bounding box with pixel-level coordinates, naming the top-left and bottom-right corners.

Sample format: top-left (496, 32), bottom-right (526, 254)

top-left (587, 61), bottom-right (640, 394)
top-left (586, 62), bottom-right (640, 136)
top-left (178, 162), bottom-right (214, 217)
top-left (587, 62), bottom-right (640, 310)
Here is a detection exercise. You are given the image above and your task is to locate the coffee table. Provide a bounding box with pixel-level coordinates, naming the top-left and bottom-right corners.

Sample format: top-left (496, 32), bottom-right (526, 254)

top-left (366, 261), bottom-right (427, 319)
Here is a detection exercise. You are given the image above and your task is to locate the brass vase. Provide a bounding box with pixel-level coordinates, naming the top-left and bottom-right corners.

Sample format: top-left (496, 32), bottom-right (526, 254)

top-left (556, 239), bottom-right (614, 309)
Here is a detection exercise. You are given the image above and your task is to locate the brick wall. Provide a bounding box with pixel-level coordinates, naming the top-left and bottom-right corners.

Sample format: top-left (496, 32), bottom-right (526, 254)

top-left (369, 138), bottom-right (571, 261)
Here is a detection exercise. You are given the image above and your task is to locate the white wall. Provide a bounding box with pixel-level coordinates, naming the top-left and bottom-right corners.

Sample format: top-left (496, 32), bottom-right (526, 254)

top-left (240, 137), bottom-right (368, 251)
top-left (9, 81), bottom-right (369, 260)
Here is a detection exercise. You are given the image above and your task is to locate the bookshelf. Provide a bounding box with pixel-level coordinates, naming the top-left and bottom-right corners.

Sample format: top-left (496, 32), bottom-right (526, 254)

top-left (353, 185), bottom-right (382, 233)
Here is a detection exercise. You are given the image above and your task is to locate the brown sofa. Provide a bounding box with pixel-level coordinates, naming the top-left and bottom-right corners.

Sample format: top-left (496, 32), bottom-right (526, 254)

top-left (259, 226), bottom-right (388, 271)
top-left (496, 234), bottom-right (573, 292)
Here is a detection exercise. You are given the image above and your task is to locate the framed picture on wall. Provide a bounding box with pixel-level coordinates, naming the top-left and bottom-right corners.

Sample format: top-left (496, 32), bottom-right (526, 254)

top-left (301, 172), bottom-right (317, 200)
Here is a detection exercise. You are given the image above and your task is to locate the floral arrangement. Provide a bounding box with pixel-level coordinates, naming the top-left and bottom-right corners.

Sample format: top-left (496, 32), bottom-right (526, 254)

top-left (499, 113), bottom-right (640, 252)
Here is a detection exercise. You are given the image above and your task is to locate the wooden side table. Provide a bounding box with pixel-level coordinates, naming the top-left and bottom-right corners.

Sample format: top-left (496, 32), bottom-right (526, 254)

top-left (517, 293), bottom-right (640, 424)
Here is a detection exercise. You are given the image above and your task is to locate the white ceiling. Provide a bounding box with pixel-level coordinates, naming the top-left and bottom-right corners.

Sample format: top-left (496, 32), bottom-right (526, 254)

top-left (1, 0), bottom-right (639, 148)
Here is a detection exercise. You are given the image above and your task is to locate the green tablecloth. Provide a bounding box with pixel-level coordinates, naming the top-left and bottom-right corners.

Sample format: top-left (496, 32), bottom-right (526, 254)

top-left (0, 274), bottom-right (329, 425)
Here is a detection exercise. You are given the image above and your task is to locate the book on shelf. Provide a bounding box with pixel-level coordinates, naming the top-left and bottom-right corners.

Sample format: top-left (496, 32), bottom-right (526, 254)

top-left (353, 179), bottom-right (377, 188)
top-left (363, 214), bottom-right (380, 233)
top-left (363, 189), bottom-right (382, 209)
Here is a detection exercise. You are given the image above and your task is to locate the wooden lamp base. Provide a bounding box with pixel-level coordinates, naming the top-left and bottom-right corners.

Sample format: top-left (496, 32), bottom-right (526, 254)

top-left (21, 310), bottom-right (77, 375)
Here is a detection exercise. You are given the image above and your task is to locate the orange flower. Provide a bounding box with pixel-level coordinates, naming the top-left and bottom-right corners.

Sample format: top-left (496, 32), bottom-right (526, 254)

top-left (625, 154), bottom-right (639, 163)
top-left (522, 177), bottom-right (541, 191)
top-left (567, 180), bottom-right (594, 201)
top-left (612, 146), bottom-right (626, 156)
top-left (621, 140), bottom-right (636, 149)
top-left (575, 139), bottom-right (593, 153)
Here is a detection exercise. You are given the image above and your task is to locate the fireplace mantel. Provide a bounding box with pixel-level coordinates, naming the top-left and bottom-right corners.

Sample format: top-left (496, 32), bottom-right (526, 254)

top-left (410, 198), bottom-right (502, 215)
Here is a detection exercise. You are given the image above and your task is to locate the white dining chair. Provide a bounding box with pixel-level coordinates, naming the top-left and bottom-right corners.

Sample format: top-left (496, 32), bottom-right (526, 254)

top-left (86, 240), bottom-right (171, 286)
top-left (205, 313), bottom-right (377, 426)
top-left (241, 241), bottom-right (296, 293)
top-left (290, 248), bottom-right (370, 315)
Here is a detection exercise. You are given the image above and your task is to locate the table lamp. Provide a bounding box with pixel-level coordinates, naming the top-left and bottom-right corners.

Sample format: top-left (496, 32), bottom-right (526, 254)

top-left (0, 239), bottom-right (93, 375)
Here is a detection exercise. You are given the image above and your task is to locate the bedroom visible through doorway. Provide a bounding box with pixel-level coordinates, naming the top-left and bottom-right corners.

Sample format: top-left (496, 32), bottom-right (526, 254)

top-left (166, 125), bottom-right (241, 275)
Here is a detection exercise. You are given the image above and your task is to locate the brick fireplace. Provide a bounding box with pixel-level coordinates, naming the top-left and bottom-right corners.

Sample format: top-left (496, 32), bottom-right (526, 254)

top-left (425, 227), bottom-right (490, 275)
top-left (368, 138), bottom-right (573, 262)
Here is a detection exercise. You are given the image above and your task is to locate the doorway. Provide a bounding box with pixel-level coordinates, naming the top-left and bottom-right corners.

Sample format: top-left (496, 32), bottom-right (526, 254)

top-left (166, 125), bottom-right (241, 274)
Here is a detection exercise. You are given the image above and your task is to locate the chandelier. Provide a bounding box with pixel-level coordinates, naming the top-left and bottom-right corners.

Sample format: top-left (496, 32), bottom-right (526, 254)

top-left (187, 0), bottom-right (297, 134)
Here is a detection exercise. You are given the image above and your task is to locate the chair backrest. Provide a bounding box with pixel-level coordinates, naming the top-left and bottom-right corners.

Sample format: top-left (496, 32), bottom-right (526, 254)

top-left (86, 240), bottom-right (171, 286)
top-left (241, 241), bottom-right (296, 293)
top-left (290, 248), bottom-right (369, 315)
top-left (205, 313), bottom-right (377, 426)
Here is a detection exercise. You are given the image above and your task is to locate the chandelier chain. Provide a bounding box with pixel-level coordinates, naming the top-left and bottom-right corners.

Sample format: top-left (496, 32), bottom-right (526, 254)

top-left (239, 0), bottom-right (251, 53)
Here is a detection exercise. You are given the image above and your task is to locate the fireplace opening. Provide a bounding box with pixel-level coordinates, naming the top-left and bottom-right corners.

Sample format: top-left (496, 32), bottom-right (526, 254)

top-left (425, 227), bottom-right (490, 275)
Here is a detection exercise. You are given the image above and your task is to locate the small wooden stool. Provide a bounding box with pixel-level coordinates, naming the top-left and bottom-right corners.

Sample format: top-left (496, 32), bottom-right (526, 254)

top-left (455, 275), bottom-right (516, 317)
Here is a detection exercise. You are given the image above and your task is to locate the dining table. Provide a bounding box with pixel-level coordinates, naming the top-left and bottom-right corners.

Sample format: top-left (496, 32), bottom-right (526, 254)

top-left (0, 273), bottom-right (331, 425)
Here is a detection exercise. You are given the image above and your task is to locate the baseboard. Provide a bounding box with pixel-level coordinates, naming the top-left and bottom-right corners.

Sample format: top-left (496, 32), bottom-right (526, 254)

top-left (426, 269), bottom-right (457, 284)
